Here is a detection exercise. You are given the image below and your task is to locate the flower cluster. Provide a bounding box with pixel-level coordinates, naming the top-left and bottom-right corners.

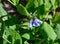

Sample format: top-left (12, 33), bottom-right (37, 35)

top-left (29, 18), bottom-right (43, 28)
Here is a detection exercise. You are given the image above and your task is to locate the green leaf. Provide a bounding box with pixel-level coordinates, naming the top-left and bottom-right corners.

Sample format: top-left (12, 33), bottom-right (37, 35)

top-left (42, 22), bottom-right (57, 41)
top-left (9, 25), bottom-right (16, 30)
top-left (43, 15), bottom-right (52, 19)
top-left (11, 0), bottom-right (16, 5)
top-left (36, 4), bottom-right (45, 16)
top-left (8, 0), bottom-right (19, 6)
top-left (34, 0), bottom-right (38, 8)
top-left (22, 33), bottom-right (30, 40)
top-left (50, 0), bottom-right (55, 6)
top-left (25, 0), bottom-right (34, 9)
top-left (55, 24), bottom-right (60, 39)
top-left (38, 0), bottom-right (43, 6)
top-left (0, 23), bottom-right (2, 28)
top-left (51, 0), bottom-right (56, 5)
top-left (53, 13), bottom-right (60, 23)
top-left (16, 4), bottom-right (29, 16)
top-left (44, 0), bottom-right (51, 11)
top-left (2, 16), bottom-right (8, 21)
top-left (54, 42), bottom-right (59, 44)
top-left (0, 3), bottom-right (7, 17)
top-left (0, 0), bottom-right (1, 2)
top-left (24, 41), bottom-right (29, 44)
top-left (14, 0), bottom-right (19, 5)
top-left (22, 22), bottom-right (29, 26)
top-left (50, 0), bottom-right (57, 10)
top-left (5, 15), bottom-right (19, 26)
top-left (56, 0), bottom-right (60, 4)
top-left (3, 28), bottom-right (22, 44)
top-left (20, 22), bottom-right (29, 29)
top-left (0, 23), bottom-right (2, 33)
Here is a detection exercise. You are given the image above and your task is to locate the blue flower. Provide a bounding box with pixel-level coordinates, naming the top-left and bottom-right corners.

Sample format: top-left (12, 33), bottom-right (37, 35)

top-left (28, 18), bottom-right (43, 28)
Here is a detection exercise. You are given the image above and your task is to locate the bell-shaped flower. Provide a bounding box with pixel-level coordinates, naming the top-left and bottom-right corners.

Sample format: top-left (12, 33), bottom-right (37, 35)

top-left (28, 18), bottom-right (43, 28)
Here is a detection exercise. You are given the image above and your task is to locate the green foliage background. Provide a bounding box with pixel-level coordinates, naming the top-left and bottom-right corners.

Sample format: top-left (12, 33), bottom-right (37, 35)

top-left (0, 0), bottom-right (60, 44)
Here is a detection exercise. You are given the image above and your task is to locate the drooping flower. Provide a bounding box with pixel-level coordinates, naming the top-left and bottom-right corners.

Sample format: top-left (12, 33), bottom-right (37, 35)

top-left (28, 18), bottom-right (43, 28)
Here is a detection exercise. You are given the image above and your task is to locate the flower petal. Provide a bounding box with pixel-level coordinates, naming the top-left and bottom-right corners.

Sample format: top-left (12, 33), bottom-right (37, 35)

top-left (28, 18), bottom-right (43, 28)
